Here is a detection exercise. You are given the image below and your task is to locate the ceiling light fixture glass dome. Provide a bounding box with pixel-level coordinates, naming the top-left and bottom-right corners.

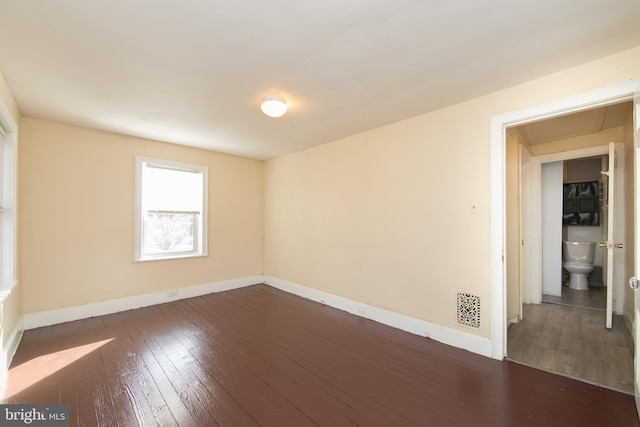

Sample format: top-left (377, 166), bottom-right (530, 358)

top-left (261, 95), bottom-right (287, 118)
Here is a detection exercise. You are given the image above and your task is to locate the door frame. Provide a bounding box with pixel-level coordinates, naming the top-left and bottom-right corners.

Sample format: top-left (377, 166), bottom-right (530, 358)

top-left (528, 145), bottom-right (613, 305)
top-left (519, 144), bottom-right (531, 313)
top-left (490, 78), bottom-right (640, 359)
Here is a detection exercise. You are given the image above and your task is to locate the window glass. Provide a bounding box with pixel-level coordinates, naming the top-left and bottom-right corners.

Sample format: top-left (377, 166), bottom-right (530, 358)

top-left (135, 156), bottom-right (207, 261)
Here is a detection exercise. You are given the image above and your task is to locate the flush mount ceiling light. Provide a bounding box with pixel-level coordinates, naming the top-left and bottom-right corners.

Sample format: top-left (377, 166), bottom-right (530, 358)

top-left (260, 95), bottom-right (287, 118)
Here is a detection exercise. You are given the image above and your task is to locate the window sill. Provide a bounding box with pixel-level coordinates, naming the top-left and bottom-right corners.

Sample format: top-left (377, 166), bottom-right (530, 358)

top-left (134, 253), bottom-right (208, 263)
top-left (0, 281), bottom-right (18, 304)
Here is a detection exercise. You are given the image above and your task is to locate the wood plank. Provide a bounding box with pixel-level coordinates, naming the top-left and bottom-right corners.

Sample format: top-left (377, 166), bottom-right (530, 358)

top-left (173, 297), bottom-right (360, 426)
top-left (2, 284), bottom-right (638, 426)
top-left (183, 289), bottom-right (412, 425)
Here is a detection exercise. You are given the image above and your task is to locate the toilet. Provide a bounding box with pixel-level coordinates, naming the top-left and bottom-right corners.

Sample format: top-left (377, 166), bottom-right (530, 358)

top-left (563, 241), bottom-right (596, 291)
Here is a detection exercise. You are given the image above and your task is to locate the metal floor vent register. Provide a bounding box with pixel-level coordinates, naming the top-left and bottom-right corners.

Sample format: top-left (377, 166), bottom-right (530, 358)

top-left (456, 292), bottom-right (481, 328)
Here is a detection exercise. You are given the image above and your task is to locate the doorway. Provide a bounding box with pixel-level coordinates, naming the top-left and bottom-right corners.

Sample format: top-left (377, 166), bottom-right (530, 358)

top-left (504, 102), bottom-right (634, 393)
top-left (541, 155), bottom-right (610, 311)
top-left (528, 144), bottom-right (626, 314)
top-left (490, 79), bottom-right (640, 361)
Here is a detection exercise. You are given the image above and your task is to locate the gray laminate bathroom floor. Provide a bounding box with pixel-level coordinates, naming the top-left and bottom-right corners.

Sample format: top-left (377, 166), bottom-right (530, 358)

top-left (542, 284), bottom-right (606, 310)
top-left (507, 303), bottom-right (634, 394)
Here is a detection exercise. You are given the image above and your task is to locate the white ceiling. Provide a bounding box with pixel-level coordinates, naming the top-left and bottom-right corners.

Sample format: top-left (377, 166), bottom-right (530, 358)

top-left (0, 1), bottom-right (639, 160)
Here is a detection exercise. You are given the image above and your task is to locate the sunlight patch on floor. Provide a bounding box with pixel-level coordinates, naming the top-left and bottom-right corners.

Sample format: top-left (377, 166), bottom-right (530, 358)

top-left (2, 338), bottom-right (113, 399)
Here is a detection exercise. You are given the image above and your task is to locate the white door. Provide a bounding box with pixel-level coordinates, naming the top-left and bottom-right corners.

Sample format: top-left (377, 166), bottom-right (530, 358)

top-left (633, 91), bottom-right (640, 417)
top-left (604, 142), bottom-right (616, 329)
top-left (541, 162), bottom-right (563, 297)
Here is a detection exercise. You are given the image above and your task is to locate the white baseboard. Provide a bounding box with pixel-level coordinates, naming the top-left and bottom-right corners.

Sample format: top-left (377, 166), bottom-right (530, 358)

top-left (263, 276), bottom-right (493, 358)
top-left (19, 275), bottom-right (492, 360)
top-left (22, 276), bottom-right (262, 330)
top-left (0, 316), bottom-right (23, 394)
top-left (4, 318), bottom-right (23, 368)
top-left (625, 309), bottom-right (635, 338)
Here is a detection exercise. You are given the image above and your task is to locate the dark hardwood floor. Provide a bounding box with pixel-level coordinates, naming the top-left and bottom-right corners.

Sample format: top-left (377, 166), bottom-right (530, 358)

top-left (2, 284), bottom-right (638, 426)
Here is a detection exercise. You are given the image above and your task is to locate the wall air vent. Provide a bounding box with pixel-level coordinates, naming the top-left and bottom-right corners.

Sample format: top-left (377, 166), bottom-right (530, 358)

top-left (457, 292), bottom-right (481, 329)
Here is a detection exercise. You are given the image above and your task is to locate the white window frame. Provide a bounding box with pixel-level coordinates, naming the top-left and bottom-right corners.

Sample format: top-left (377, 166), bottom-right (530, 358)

top-left (135, 155), bottom-right (208, 262)
top-left (0, 97), bottom-right (17, 302)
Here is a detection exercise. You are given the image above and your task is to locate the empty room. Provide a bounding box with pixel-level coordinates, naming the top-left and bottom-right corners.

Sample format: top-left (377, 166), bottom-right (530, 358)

top-left (1, 1), bottom-right (640, 426)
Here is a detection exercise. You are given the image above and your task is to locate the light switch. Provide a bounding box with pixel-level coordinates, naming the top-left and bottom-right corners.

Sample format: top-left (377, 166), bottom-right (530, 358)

top-left (470, 200), bottom-right (479, 214)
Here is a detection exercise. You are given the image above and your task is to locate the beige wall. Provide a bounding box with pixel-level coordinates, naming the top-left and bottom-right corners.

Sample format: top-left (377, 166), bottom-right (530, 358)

top-left (3, 44), bottom-right (640, 343)
top-left (20, 118), bottom-right (263, 313)
top-left (264, 94), bottom-right (495, 337)
top-left (264, 46), bottom-right (640, 339)
top-left (0, 70), bottom-right (22, 350)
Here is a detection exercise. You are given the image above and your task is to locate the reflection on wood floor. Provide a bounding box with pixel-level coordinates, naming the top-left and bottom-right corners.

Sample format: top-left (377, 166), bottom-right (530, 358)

top-left (4, 285), bottom-right (639, 426)
top-left (508, 303), bottom-right (633, 394)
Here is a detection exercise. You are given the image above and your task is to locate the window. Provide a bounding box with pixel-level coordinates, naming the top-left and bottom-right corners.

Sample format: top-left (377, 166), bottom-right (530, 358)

top-left (135, 156), bottom-right (207, 261)
top-left (0, 100), bottom-right (17, 300)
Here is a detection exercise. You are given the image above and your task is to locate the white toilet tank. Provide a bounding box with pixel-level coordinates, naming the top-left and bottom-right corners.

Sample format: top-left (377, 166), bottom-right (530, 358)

top-left (563, 241), bottom-right (595, 263)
